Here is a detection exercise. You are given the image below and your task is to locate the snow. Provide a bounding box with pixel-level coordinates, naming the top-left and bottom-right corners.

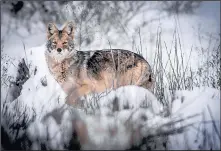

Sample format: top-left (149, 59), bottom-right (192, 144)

top-left (11, 44), bottom-right (66, 120)
top-left (168, 87), bottom-right (220, 150)
top-left (1, 44), bottom-right (220, 150)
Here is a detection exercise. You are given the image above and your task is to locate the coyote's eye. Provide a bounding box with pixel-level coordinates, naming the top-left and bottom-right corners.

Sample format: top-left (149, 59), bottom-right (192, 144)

top-left (63, 42), bottom-right (68, 45)
top-left (52, 41), bottom-right (57, 45)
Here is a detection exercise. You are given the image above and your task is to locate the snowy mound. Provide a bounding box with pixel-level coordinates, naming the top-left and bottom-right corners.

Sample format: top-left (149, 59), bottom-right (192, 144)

top-left (1, 45), bottom-right (220, 150)
top-left (169, 87), bottom-right (220, 150)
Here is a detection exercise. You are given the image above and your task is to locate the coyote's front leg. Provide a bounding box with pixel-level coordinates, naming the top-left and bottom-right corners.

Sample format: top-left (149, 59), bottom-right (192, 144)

top-left (65, 88), bottom-right (80, 106)
top-left (65, 85), bottom-right (91, 107)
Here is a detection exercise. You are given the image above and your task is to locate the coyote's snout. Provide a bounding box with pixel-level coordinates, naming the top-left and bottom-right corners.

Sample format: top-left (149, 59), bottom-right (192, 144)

top-left (45, 21), bottom-right (154, 106)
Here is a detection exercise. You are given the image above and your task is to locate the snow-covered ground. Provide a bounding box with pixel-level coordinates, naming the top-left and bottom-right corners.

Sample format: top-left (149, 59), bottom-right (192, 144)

top-left (1, 44), bottom-right (220, 150)
top-left (169, 87), bottom-right (220, 150)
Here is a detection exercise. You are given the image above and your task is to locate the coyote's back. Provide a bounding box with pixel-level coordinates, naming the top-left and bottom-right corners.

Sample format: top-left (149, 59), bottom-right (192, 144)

top-left (45, 22), bottom-right (154, 106)
top-left (85, 49), bottom-right (153, 89)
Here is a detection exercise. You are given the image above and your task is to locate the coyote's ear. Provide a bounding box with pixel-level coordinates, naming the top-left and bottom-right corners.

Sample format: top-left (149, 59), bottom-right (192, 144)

top-left (47, 23), bottom-right (58, 39)
top-left (63, 21), bottom-right (74, 39)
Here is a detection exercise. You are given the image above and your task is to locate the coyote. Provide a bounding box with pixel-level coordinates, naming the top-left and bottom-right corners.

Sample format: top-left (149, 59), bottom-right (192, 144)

top-left (45, 22), bottom-right (154, 106)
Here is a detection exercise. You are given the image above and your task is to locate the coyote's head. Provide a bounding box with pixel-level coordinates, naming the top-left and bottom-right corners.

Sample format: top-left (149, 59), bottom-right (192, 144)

top-left (46, 22), bottom-right (75, 62)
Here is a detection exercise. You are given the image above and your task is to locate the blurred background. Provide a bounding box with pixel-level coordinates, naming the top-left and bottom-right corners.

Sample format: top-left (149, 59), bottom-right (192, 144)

top-left (1, 1), bottom-right (219, 53)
